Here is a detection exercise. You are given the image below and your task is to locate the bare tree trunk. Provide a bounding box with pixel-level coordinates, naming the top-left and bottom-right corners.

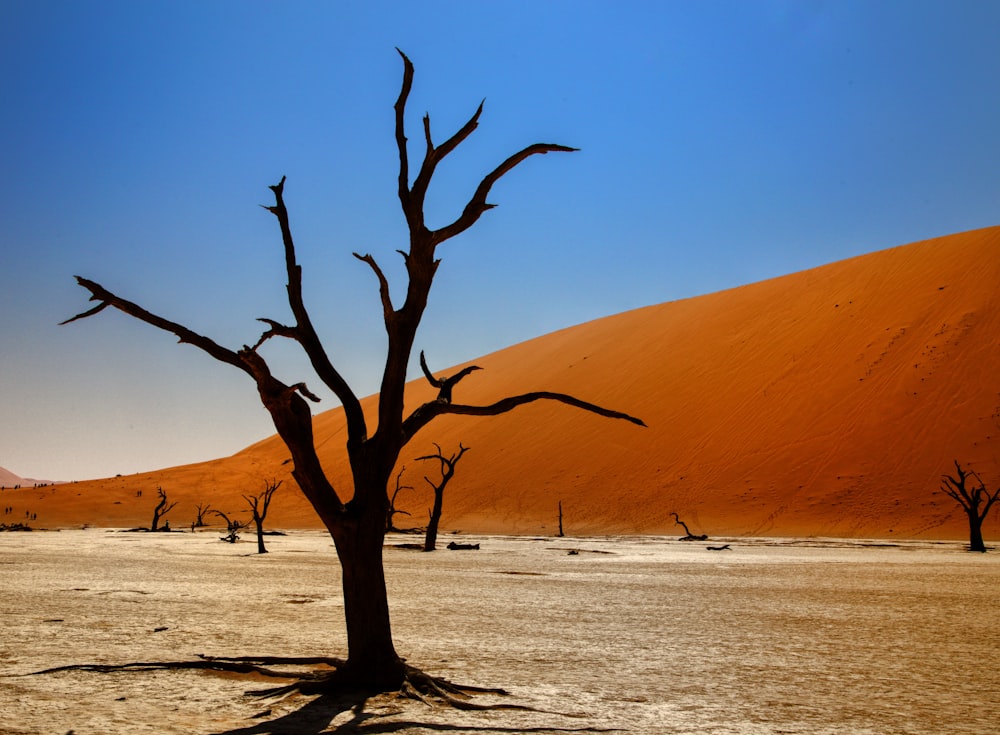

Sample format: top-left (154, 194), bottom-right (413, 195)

top-left (150, 487), bottom-right (177, 532)
top-left (253, 516), bottom-right (267, 554)
top-left (329, 498), bottom-right (404, 688)
top-left (558, 500), bottom-right (565, 537)
top-left (424, 489), bottom-right (444, 552)
top-left (968, 509), bottom-right (986, 553)
top-left (416, 443), bottom-right (468, 552)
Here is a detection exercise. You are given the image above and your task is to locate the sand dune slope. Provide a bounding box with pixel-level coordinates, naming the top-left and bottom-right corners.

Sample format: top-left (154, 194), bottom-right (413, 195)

top-left (17, 226), bottom-right (1000, 539)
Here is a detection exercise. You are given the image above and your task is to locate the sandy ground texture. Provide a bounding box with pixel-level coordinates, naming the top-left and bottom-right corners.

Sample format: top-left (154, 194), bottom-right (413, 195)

top-left (3, 528), bottom-right (999, 734)
top-left (6, 225), bottom-right (1000, 541)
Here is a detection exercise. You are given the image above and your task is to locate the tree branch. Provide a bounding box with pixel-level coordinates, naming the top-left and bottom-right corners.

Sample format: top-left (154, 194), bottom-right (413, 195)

top-left (409, 102), bottom-right (484, 214)
top-left (64, 271), bottom-right (346, 520)
top-left (394, 48), bottom-right (416, 230)
top-left (432, 142), bottom-right (578, 246)
top-left (419, 351), bottom-right (481, 402)
top-left (62, 277), bottom-right (253, 375)
top-left (261, 179), bottom-right (368, 442)
top-left (942, 461), bottom-right (974, 507)
top-left (402, 390), bottom-right (645, 446)
top-left (353, 252), bottom-right (395, 325)
top-left (250, 318), bottom-right (296, 352)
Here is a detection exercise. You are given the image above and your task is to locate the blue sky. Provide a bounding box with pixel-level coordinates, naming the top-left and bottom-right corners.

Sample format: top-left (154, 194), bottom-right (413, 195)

top-left (2, 1), bottom-right (998, 481)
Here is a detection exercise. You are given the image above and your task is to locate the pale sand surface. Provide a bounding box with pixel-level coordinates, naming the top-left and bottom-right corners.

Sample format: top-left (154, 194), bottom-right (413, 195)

top-left (5, 226), bottom-right (1000, 541)
top-left (2, 529), bottom-right (998, 734)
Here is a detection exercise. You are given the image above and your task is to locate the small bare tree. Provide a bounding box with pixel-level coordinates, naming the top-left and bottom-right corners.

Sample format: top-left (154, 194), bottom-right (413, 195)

top-left (386, 467), bottom-right (413, 533)
top-left (193, 502), bottom-right (213, 528)
top-left (940, 460), bottom-right (999, 552)
top-left (150, 487), bottom-right (177, 532)
top-left (557, 500), bottom-right (565, 537)
top-left (244, 479), bottom-right (282, 554)
top-left (671, 512), bottom-right (707, 541)
top-left (416, 443), bottom-right (469, 552)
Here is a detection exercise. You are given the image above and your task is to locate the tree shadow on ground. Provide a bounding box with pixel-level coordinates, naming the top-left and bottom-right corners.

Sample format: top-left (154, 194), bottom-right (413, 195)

top-left (212, 691), bottom-right (620, 735)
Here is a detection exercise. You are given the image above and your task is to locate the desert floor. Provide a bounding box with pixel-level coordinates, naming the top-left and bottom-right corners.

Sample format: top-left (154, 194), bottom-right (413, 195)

top-left (2, 529), bottom-right (998, 735)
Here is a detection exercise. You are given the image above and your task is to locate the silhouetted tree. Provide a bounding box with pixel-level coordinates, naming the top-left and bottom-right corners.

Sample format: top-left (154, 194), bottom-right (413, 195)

top-left (212, 510), bottom-right (247, 544)
top-left (416, 442), bottom-right (469, 552)
top-left (150, 487), bottom-right (177, 532)
top-left (557, 500), bottom-right (565, 537)
top-left (671, 512), bottom-right (707, 541)
top-left (244, 479), bottom-right (281, 554)
top-left (193, 502), bottom-right (212, 528)
top-left (63, 50), bottom-right (644, 694)
top-left (386, 466), bottom-right (413, 533)
top-left (940, 460), bottom-right (999, 552)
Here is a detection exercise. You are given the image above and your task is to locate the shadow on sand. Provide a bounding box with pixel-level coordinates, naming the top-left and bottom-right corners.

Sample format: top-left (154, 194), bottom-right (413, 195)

top-left (212, 690), bottom-right (619, 735)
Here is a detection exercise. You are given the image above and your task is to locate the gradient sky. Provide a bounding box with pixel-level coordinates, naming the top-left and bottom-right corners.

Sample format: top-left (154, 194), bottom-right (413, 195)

top-left (3, 1), bottom-right (999, 482)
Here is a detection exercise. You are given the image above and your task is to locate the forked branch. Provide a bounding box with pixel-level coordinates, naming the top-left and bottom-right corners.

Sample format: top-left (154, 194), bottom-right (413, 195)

top-left (432, 141), bottom-right (578, 246)
top-left (941, 460), bottom-right (1000, 522)
top-left (393, 48), bottom-right (577, 253)
top-left (419, 350), bottom-right (481, 403)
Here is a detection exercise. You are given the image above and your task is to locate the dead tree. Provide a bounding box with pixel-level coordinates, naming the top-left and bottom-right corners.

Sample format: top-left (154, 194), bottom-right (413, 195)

top-left (386, 466), bottom-right (413, 533)
top-left (150, 487), bottom-right (177, 532)
top-left (558, 500), bottom-right (565, 537)
top-left (63, 50), bottom-right (644, 694)
top-left (193, 502), bottom-right (213, 528)
top-left (243, 479), bottom-right (282, 554)
top-left (671, 512), bottom-right (708, 541)
top-left (213, 510), bottom-right (247, 544)
top-left (940, 460), bottom-right (999, 552)
top-left (416, 442), bottom-right (469, 552)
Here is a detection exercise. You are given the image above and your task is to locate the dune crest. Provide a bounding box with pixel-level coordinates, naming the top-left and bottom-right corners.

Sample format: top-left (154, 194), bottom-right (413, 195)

top-left (22, 226), bottom-right (1000, 539)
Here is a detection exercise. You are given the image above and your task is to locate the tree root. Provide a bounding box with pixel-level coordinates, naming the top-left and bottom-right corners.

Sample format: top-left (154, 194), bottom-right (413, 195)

top-left (29, 654), bottom-right (342, 683)
top-left (396, 664), bottom-right (536, 712)
top-left (29, 654), bottom-right (549, 714)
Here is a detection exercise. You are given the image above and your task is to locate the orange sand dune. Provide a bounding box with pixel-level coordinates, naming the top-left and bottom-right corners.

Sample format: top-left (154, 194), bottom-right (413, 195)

top-left (13, 226), bottom-right (1000, 540)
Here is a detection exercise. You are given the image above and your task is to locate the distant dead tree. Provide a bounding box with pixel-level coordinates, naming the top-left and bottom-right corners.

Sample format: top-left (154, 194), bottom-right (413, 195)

top-left (62, 49), bottom-right (644, 695)
top-left (213, 510), bottom-right (247, 544)
top-left (243, 479), bottom-right (282, 554)
top-left (193, 502), bottom-right (213, 528)
top-left (416, 443), bottom-right (469, 552)
top-left (671, 512), bottom-right (708, 541)
top-left (386, 467), bottom-right (413, 533)
top-left (940, 460), bottom-right (999, 552)
top-left (557, 500), bottom-right (565, 537)
top-left (150, 487), bottom-right (177, 532)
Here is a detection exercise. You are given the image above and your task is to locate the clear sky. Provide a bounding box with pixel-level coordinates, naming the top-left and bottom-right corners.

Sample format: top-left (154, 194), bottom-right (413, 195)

top-left (2, 1), bottom-right (999, 482)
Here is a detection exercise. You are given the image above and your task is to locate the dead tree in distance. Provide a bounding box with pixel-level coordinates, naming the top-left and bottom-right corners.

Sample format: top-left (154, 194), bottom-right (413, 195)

top-left (244, 479), bottom-right (282, 554)
top-left (212, 510), bottom-right (247, 544)
top-left (940, 460), bottom-right (999, 552)
top-left (63, 50), bottom-right (644, 694)
top-left (193, 502), bottom-right (212, 528)
top-left (671, 512), bottom-right (707, 541)
top-left (558, 500), bottom-right (565, 537)
top-left (386, 466), bottom-right (413, 533)
top-left (416, 442), bottom-right (469, 552)
top-left (150, 487), bottom-right (177, 532)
